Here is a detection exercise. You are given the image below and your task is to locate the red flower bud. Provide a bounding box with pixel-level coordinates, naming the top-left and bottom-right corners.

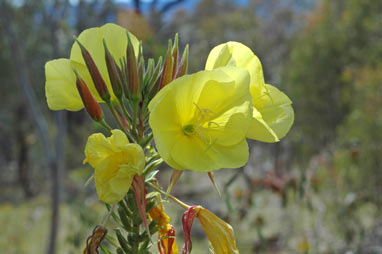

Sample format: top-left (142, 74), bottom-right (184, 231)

top-left (75, 71), bottom-right (103, 122)
top-left (75, 39), bottom-right (110, 102)
top-left (104, 40), bottom-right (123, 99)
top-left (126, 33), bottom-right (141, 101)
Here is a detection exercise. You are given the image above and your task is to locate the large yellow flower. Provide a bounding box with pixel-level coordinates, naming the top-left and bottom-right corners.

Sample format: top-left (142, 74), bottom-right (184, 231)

top-left (149, 67), bottom-right (252, 172)
top-left (206, 41), bottom-right (294, 142)
top-left (84, 129), bottom-right (145, 204)
top-left (45, 23), bottom-right (139, 111)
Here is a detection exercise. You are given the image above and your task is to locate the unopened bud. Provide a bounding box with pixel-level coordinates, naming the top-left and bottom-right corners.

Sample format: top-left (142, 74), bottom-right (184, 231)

top-left (159, 39), bottom-right (174, 90)
top-left (126, 32), bottom-right (141, 101)
top-left (172, 34), bottom-right (179, 79)
top-left (74, 70), bottom-right (103, 122)
top-left (104, 40), bottom-right (123, 99)
top-left (138, 43), bottom-right (145, 91)
top-left (148, 57), bottom-right (163, 99)
top-left (75, 38), bottom-right (110, 102)
top-left (175, 44), bottom-right (189, 78)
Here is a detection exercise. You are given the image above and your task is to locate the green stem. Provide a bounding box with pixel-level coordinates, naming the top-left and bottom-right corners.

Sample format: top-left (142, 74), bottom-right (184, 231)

top-left (117, 97), bottom-right (132, 124)
top-left (101, 204), bottom-right (116, 227)
top-left (132, 103), bottom-right (138, 136)
top-left (106, 102), bottom-right (135, 142)
top-left (99, 118), bottom-right (112, 134)
top-left (147, 182), bottom-right (190, 209)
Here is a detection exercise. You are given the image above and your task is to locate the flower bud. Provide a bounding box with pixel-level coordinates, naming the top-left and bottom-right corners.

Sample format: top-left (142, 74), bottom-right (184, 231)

top-left (74, 70), bottom-right (103, 122)
top-left (175, 44), bottom-right (189, 78)
top-left (172, 34), bottom-right (179, 79)
top-left (126, 32), bottom-right (141, 101)
top-left (103, 40), bottom-right (123, 99)
top-left (159, 39), bottom-right (174, 90)
top-left (75, 38), bottom-right (110, 102)
top-left (148, 57), bottom-right (163, 99)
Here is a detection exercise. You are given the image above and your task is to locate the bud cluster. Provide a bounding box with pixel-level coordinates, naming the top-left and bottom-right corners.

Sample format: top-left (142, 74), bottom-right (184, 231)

top-left (74, 33), bottom-right (189, 143)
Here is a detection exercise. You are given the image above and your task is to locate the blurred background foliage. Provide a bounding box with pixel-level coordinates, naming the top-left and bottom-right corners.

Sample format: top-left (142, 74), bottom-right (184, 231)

top-left (0, 0), bottom-right (381, 253)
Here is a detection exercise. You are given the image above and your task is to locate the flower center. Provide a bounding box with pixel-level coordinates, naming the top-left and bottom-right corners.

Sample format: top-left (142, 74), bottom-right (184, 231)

top-left (181, 103), bottom-right (222, 152)
top-left (183, 124), bottom-right (196, 135)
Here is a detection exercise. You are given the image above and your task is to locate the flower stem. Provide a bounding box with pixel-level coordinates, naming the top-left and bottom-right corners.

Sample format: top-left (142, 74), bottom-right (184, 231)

top-left (99, 118), bottom-right (112, 134)
top-left (117, 97), bottom-right (132, 124)
top-left (101, 204), bottom-right (116, 227)
top-left (147, 182), bottom-right (190, 209)
top-left (106, 102), bottom-right (135, 142)
top-left (132, 103), bottom-right (138, 135)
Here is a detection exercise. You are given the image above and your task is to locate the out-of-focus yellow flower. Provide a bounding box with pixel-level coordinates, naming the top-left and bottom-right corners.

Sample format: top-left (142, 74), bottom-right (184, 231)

top-left (182, 206), bottom-right (239, 254)
top-left (149, 67), bottom-right (252, 172)
top-left (206, 41), bottom-right (294, 143)
top-left (45, 23), bottom-right (139, 111)
top-left (84, 129), bottom-right (145, 204)
top-left (149, 197), bottom-right (178, 254)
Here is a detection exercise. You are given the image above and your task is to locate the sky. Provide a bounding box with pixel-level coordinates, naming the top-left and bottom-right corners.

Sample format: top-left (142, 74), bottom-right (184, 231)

top-left (114, 0), bottom-right (249, 14)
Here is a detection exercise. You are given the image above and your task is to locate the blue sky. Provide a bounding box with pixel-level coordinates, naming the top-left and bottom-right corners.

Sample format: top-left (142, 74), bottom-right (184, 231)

top-left (114, 0), bottom-right (249, 13)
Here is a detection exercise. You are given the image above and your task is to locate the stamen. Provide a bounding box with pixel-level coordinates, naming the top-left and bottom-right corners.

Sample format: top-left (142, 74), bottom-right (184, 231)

top-left (183, 103), bottom-right (220, 152)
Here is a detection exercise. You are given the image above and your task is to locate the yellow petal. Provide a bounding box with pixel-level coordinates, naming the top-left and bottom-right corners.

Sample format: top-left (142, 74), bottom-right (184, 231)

top-left (201, 67), bottom-right (252, 146)
top-left (253, 84), bottom-right (294, 142)
top-left (247, 107), bottom-right (279, 142)
top-left (45, 59), bottom-right (83, 111)
top-left (84, 133), bottom-right (115, 168)
top-left (206, 41), bottom-right (266, 99)
top-left (149, 89), bottom-right (185, 170)
top-left (94, 158), bottom-right (124, 203)
top-left (205, 44), bottom-right (233, 70)
top-left (196, 206), bottom-right (239, 254)
top-left (108, 129), bottom-right (130, 148)
top-left (262, 85), bottom-right (294, 137)
top-left (119, 144), bottom-right (146, 175)
top-left (214, 139), bottom-right (249, 169)
top-left (70, 23), bottom-right (139, 100)
top-left (171, 135), bottom-right (217, 171)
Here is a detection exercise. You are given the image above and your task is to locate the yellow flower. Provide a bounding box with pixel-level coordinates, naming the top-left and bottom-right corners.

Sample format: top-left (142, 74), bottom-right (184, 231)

top-left (148, 67), bottom-right (252, 172)
top-left (84, 129), bottom-right (145, 204)
top-left (45, 23), bottom-right (139, 111)
top-left (182, 206), bottom-right (239, 254)
top-left (206, 41), bottom-right (294, 143)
